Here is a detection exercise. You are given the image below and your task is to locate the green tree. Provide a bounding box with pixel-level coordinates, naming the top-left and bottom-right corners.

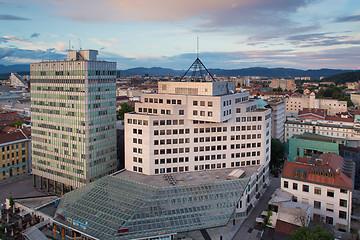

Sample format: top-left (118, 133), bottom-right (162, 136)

top-left (290, 225), bottom-right (334, 240)
top-left (9, 196), bottom-right (14, 209)
top-left (10, 120), bottom-right (25, 127)
top-left (270, 138), bottom-right (285, 169)
top-left (117, 103), bottom-right (135, 120)
top-left (262, 210), bottom-right (273, 230)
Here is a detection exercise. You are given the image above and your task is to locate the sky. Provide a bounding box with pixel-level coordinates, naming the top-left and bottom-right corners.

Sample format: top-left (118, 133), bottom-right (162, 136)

top-left (0, 0), bottom-right (360, 70)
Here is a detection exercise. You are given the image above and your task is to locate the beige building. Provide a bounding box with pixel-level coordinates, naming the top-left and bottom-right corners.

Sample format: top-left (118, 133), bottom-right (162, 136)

top-left (125, 81), bottom-right (271, 175)
top-left (124, 80), bottom-right (272, 217)
top-left (286, 93), bottom-right (347, 116)
top-left (30, 50), bottom-right (118, 192)
top-left (270, 78), bottom-right (296, 91)
top-left (267, 100), bottom-right (285, 142)
top-left (351, 92), bottom-right (360, 107)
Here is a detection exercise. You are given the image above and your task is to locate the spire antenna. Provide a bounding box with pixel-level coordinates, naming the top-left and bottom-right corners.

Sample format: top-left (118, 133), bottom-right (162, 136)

top-left (197, 37), bottom-right (199, 59)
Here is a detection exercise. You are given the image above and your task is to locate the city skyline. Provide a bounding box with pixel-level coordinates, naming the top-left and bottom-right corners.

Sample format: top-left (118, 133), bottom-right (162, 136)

top-left (1, 0), bottom-right (360, 70)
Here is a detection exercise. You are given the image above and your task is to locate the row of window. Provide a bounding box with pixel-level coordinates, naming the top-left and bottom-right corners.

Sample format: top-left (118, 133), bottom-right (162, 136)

top-left (1, 143), bottom-right (26, 152)
top-left (144, 98), bottom-right (182, 105)
top-left (153, 119), bottom-right (186, 126)
top-left (193, 100), bottom-right (213, 107)
top-left (155, 157), bottom-right (189, 164)
top-left (231, 160), bottom-right (261, 167)
top-left (194, 154), bottom-right (226, 161)
top-left (154, 138), bottom-right (190, 145)
top-left (284, 181), bottom-right (348, 197)
top-left (195, 163), bottom-right (226, 170)
top-left (154, 148), bottom-right (190, 155)
top-left (193, 110), bottom-right (213, 117)
top-left (155, 166), bottom-right (189, 174)
top-left (231, 151), bottom-right (261, 158)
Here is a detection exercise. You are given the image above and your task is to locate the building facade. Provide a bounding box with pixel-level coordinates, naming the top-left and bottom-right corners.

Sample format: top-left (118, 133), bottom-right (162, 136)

top-left (267, 99), bottom-right (285, 142)
top-left (286, 93), bottom-right (347, 116)
top-left (270, 79), bottom-right (296, 91)
top-left (281, 153), bottom-right (353, 232)
top-left (285, 113), bottom-right (360, 142)
top-left (0, 128), bottom-right (31, 180)
top-left (125, 81), bottom-right (272, 176)
top-left (30, 50), bottom-right (118, 191)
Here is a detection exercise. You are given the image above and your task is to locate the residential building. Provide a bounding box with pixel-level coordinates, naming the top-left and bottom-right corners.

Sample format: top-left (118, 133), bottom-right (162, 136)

top-left (10, 72), bottom-right (29, 88)
top-left (281, 153), bottom-right (353, 232)
top-left (30, 50), bottom-right (118, 192)
top-left (285, 109), bottom-right (360, 142)
top-left (267, 99), bottom-right (285, 142)
top-left (0, 126), bottom-right (31, 180)
top-left (287, 133), bottom-right (343, 162)
top-left (267, 188), bottom-right (311, 237)
top-left (270, 78), bottom-right (296, 91)
top-left (286, 92), bottom-right (347, 116)
top-left (351, 92), bottom-right (360, 107)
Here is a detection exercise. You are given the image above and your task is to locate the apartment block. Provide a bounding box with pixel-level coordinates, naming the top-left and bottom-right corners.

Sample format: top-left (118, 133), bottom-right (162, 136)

top-left (30, 50), bottom-right (117, 192)
top-left (270, 78), bottom-right (296, 91)
top-left (286, 93), bottom-right (347, 116)
top-left (285, 109), bottom-right (360, 142)
top-left (0, 127), bottom-right (31, 180)
top-left (281, 153), bottom-right (353, 232)
top-left (266, 99), bottom-right (285, 142)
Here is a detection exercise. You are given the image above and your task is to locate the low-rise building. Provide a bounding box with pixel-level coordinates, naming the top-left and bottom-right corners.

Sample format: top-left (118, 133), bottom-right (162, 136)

top-left (287, 133), bottom-right (343, 162)
top-left (286, 93), bottom-right (347, 116)
top-left (281, 153), bottom-right (353, 232)
top-left (285, 109), bottom-right (360, 142)
top-left (270, 78), bottom-right (296, 91)
top-left (0, 126), bottom-right (31, 180)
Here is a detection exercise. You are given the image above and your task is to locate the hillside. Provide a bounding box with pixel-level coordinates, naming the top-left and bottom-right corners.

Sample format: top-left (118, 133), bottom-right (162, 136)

top-left (321, 71), bottom-right (360, 85)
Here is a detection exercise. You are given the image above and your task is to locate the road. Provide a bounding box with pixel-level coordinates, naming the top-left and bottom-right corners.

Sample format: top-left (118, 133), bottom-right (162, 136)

top-left (232, 176), bottom-right (281, 240)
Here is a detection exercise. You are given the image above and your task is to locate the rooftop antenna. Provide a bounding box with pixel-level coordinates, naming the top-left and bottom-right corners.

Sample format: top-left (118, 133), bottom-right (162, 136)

top-left (197, 37), bottom-right (199, 59)
top-left (68, 40), bottom-right (71, 50)
top-left (78, 38), bottom-right (82, 50)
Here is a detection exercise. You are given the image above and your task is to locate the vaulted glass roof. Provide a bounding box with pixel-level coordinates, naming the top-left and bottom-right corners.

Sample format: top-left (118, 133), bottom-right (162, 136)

top-left (55, 175), bottom-right (249, 240)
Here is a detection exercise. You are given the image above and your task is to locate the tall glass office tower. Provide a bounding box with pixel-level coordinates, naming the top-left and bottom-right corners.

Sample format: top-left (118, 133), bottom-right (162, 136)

top-left (30, 50), bottom-right (117, 192)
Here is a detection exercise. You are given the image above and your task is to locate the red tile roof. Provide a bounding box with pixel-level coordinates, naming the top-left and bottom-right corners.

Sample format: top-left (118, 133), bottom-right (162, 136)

top-left (0, 131), bottom-right (29, 144)
top-left (299, 108), bottom-right (327, 117)
top-left (325, 116), bottom-right (354, 122)
top-left (283, 153), bottom-right (352, 189)
top-left (0, 112), bottom-right (20, 121)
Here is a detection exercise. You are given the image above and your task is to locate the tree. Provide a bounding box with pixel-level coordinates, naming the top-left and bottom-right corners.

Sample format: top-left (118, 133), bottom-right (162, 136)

top-left (10, 120), bottom-right (25, 127)
top-left (9, 196), bottom-right (14, 209)
top-left (262, 210), bottom-right (273, 230)
top-left (290, 225), bottom-right (334, 240)
top-left (117, 102), bottom-right (135, 120)
top-left (270, 138), bottom-right (285, 170)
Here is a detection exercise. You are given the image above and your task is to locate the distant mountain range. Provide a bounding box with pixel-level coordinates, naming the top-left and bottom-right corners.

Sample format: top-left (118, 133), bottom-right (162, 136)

top-left (117, 67), bottom-right (356, 79)
top-left (0, 64), bottom-right (357, 79)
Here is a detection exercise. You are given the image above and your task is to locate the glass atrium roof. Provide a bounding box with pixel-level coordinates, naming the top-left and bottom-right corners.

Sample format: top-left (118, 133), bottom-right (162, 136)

top-left (54, 175), bottom-right (249, 240)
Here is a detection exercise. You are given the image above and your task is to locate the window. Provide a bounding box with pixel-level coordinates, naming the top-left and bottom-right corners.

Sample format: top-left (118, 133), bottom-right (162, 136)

top-left (340, 189), bottom-right (347, 194)
top-left (314, 201), bottom-right (321, 209)
top-left (327, 190), bottom-right (334, 197)
top-left (208, 101), bottom-right (213, 107)
top-left (193, 110), bottom-right (198, 116)
top-left (179, 110), bottom-right (184, 115)
top-left (193, 101), bottom-right (198, 106)
top-left (340, 199), bottom-right (347, 208)
top-left (326, 216), bottom-right (333, 225)
top-left (293, 183), bottom-right (298, 190)
top-left (302, 184), bottom-right (309, 192)
top-left (326, 203), bottom-right (334, 212)
top-left (314, 187), bottom-right (321, 195)
top-left (339, 211), bottom-right (347, 219)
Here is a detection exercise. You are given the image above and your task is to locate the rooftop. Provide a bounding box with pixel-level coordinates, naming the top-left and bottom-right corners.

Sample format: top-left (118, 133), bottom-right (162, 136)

top-left (54, 170), bottom-right (250, 240)
top-left (283, 153), bottom-right (353, 189)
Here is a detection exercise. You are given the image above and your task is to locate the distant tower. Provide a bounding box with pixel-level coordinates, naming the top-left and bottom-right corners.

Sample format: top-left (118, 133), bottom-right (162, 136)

top-left (30, 50), bottom-right (118, 192)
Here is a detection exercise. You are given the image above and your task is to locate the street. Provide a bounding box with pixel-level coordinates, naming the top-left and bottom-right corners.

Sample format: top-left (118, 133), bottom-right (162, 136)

top-left (232, 176), bottom-right (281, 240)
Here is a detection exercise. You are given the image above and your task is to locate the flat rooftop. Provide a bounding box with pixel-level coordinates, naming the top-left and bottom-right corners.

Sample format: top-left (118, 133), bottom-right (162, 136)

top-left (114, 166), bottom-right (259, 187)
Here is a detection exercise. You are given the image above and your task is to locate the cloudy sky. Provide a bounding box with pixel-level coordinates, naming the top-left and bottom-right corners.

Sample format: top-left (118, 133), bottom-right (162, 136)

top-left (1, 0), bottom-right (360, 69)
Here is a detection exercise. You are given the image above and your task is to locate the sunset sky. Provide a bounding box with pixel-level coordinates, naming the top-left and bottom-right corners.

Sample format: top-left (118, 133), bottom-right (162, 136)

top-left (1, 0), bottom-right (360, 69)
